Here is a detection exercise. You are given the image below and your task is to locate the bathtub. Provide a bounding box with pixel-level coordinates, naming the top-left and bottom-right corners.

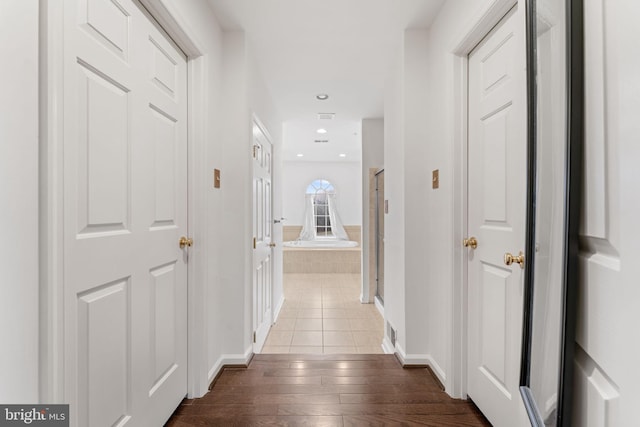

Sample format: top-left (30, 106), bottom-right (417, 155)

top-left (282, 226), bottom-right (361, 274)
top-left (283, 239), bottom-right (358, 248)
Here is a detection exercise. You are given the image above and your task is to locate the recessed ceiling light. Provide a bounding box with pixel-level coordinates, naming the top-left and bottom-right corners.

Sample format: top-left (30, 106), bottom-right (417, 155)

top-left (297, 153), bottom-right (304, 157)
top-left (316, 94), bottom-right (329, 100)
top-left (339, 153), bottom-right (347, 158)
top-left (317, 128), bottom-right (327, 134)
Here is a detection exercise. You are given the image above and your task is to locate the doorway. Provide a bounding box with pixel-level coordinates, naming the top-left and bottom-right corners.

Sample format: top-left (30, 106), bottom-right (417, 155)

top-left (264, 140), bottom-right (384, 354)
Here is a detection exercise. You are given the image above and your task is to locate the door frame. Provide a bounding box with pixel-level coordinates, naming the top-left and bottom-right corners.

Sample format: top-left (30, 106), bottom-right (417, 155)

top-left (449, 0), bottom-right (522, 399)
top-left (39, 0), bottom-right (210, 402)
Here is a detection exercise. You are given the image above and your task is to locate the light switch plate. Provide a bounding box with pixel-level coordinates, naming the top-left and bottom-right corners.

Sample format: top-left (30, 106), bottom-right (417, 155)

top-left (214, 169), bottom-right (221, 188)
top-left (432, 169), bottom-right (439, 189)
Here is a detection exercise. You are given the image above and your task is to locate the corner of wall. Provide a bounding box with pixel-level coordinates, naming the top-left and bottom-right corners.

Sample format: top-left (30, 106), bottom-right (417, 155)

top-left (207, 346), bottom-right (254, 387)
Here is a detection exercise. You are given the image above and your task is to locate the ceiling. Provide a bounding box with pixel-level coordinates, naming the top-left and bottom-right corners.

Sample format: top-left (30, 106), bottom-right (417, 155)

top-left (207, 0), bottom-right (445, 161)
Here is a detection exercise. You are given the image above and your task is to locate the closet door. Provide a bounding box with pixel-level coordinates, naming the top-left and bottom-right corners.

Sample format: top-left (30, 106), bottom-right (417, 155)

top-left (62, 0), bottom-right (188, 424)
top-left (466, 5), bottom-right (529, 426)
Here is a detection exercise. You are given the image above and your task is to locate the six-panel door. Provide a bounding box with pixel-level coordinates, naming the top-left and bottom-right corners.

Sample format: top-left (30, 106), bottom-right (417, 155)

top-left (63, 0), bottom-right (189, 425)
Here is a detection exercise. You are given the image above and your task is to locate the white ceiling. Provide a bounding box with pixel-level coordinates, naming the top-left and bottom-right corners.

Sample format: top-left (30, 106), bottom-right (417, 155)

top-left (282, 119), bottom-right (362, 162)
top-left (207, 0), bottom-right (445, 161)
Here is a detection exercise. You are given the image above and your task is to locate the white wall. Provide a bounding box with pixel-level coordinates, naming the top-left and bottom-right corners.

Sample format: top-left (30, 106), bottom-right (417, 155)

top-left (402, 30), bottom-right (432, 361)
top-left (383, 45), bottom-right (406, 354)
top-left (361, 118), bottom-right (384, 303)
top-left (282, 161), bottom-right (362, 227)
top-left (217, 30), bottom-right (251, 359)
top-left (384, 28), bottom-right (442, 370)
top-left (211, 30), bottom-right (282, 368)
top-left (0, 0), bottom-right (40, 402)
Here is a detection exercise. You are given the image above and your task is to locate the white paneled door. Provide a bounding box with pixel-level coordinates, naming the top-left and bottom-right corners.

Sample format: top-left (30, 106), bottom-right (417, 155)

top-left (252, 122), bottom-right (274, 352)
top-left (63, 0), bottom-right (188, 425)
top-left (466, 6), bottom-right (529, 427)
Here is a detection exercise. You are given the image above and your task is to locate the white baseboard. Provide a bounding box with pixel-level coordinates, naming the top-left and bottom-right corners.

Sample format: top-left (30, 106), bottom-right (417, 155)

top-left (207, 346), bottom-right (253, 385)
top-left (394, 343), bottom-right (447, 386)
top-left (374, 296), bottom-right (384, 316)
top-left (381, 337), bottom-right (395, 354)
top-left (273, 295), bottom-right (285, 322)
top-left (394, 342), bottom-right (408, 363)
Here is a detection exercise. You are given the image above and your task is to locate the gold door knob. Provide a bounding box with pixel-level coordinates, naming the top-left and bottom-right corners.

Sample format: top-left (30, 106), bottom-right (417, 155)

top-left (463, 237), bottom-right (478, 249)
top-left (504, 251), bottom-right (525, 268)
top-left (268, 242), bottom-right (276, 248)
top-left (179, 236), bottom-right (193, 249)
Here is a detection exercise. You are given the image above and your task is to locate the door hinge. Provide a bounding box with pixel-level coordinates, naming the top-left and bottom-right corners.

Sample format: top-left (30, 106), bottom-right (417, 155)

top-left (253, 331), bottom-right (256, 343)
top-left (253, 237), bottom-right (257, 249)
top-left (252, 144), bottom-right (260, 158)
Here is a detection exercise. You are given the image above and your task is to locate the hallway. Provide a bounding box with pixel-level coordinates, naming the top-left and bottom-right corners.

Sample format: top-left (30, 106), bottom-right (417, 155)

top-left (5, 0), bottom-right (638, 425)
top-left (166, 354), bottom-right (490, 426)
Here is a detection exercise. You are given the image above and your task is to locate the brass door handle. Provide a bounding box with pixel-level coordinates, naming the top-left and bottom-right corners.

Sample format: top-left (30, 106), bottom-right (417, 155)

top-left (268, 242), bottom-right (276, 248)
top-left (504, 251), bottom-right (525, 268)
top-left (179, 236), bottom-right (193, 249)
top-left (463, 237), bottom-right (478, 249)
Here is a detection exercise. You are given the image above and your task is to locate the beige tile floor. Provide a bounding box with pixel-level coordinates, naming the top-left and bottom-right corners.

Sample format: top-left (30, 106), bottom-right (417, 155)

top-left (261, 273), bottom-right (385, 354)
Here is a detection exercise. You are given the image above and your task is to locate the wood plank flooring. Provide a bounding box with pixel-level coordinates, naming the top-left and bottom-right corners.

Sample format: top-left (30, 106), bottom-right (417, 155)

top-left (166, 354), bottom-right (491, 426)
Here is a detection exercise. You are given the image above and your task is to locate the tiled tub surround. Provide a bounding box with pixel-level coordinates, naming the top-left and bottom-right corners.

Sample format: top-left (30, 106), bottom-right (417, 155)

top-left (283, 225), bottom-right (361, 274)
top-left (262, 273), bottom-right (384, 354)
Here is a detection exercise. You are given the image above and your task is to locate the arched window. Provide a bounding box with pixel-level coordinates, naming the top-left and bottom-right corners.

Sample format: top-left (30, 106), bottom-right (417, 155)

top-left (306, 179), bottom-right (335, 237)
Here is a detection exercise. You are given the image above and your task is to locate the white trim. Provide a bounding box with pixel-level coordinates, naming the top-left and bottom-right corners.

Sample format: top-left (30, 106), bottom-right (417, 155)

top-left (448, 0), bottom-right (519, 400)
top-left (185, 56), bottom-right (209, 398)
top-left (374, 296), bottom-right (384, 317)
top-left (451, 0), bottom-right (517, 55)
top-left (426, 357), bottom-right (447, 385)
top-left (138, 0), bottom-right (204, 58)
top-left (381, 337), bottom-right (395, 354)
top-left (449, 53), bottom-right (470, 400)
top-left (394, 342), bottom-right (407, 363)
top-left (207, 347), bottom-right (254, 385)
top-left (394, 344), bottom-right (447, 386)
top-left (39, 0), bottom-right (65, 404)
top-left (273, 295), bottom-right (285, 322)
top-left (252, 114), bottom-right (274, 146)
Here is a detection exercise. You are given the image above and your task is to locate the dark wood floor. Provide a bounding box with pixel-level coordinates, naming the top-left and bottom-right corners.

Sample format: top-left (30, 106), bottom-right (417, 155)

top-left (166, 354), bottom-right (491, 426)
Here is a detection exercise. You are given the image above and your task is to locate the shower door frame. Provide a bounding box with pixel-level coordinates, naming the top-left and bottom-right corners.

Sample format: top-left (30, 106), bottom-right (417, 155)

top-left (374, 169), bottom-right (385, 306)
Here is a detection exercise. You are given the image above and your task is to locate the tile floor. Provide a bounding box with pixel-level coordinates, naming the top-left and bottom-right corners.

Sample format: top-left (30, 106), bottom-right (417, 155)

top-left (261, 273), bottom-right (385, 354)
